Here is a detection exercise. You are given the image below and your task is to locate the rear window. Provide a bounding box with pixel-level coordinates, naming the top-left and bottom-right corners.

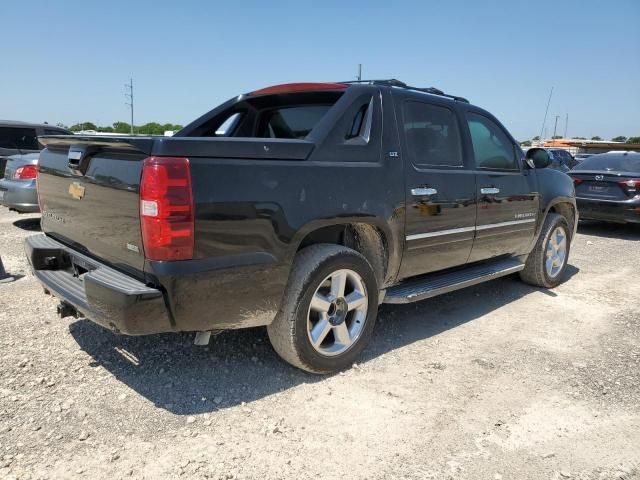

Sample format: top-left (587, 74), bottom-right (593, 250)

top-left (258, 105), bottom-right (332, 139)
top-left (0, 127), bottom-right (39, 150)
top-left (573, 154), bottom-right (640, 172)
top-left (185, 91), bottom-right (343, 139)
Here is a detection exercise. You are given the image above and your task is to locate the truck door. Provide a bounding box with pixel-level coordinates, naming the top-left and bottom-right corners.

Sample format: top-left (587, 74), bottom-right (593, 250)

top-left (462, 110), bottom-right (539, 262)
top-left (398, 99), bottom-right (477, 279)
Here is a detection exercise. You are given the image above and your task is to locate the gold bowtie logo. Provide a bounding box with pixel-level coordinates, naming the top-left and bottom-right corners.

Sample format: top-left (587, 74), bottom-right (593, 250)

top-left (68, 182), bottom-right (85, 200)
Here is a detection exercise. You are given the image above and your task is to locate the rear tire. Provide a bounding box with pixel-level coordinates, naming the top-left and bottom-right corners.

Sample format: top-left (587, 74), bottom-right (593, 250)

top-left (520, 213), bottom-right (571, 288)
top-left (267, 244), bottom-right (379, 374)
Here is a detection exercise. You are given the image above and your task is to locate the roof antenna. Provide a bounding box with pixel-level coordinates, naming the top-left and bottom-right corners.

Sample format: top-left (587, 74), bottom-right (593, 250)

top-left (357, 64), bottom-right (362, 81)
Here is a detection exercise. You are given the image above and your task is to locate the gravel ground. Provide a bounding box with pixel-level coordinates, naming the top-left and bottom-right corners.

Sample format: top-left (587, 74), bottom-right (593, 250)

top-left (0, 207), bottom-right (639, 480)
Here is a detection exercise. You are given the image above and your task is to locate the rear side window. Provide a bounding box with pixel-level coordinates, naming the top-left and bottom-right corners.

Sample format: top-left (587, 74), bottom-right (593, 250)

top-left (258, 105), bottom-right (332, 139)
top-left (214, 112), bottom-right (243, 136)
top-left (43, 129), bottom-right (72, 136)
top-left (0, 127), bottom-right (39, 150)
top-left (466, 113), bottom-right (518, 170)
top-left (403, 101), bottom-right (463, 167)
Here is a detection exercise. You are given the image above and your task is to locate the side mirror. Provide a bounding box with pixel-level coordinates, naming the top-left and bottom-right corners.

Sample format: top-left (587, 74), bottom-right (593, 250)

top-left (525, 148), bottom-right (551, 169)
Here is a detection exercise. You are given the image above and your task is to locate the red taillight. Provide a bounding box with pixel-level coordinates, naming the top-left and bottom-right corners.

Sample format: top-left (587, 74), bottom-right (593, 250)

top-left (619, 179), bottom-right (640, 193)
top-left (571, 176), bottom-right (583, 185)
top-left (14, 165), bottom-right (38, 179)
top-left (140, 156), bottom-right (194, 261)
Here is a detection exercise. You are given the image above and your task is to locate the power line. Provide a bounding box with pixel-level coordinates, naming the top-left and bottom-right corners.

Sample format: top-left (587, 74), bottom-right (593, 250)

top-left (539, 86), bottom-right (553, 141)
top-left (124, 78), bottom-right (134, 135)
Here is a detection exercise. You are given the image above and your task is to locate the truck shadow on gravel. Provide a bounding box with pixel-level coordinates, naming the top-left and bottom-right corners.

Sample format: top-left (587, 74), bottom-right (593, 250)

top-left (577, 220), bottom-right (640, 241)
top-left (69, 267), bottom-right (578, 415)
top-left (12, 217), bottom-right (41, 231)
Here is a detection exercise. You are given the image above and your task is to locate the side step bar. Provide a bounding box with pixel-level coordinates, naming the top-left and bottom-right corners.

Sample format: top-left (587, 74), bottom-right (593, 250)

top-left (384, 257), bottom-right (525, 304)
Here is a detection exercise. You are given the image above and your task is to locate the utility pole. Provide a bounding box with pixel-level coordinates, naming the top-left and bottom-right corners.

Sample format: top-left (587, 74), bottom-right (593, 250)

top-left (539, 86), bottom-right (554, 141)
top-left (553, 115), bottom-right (560, 138)
top-left (357, 64), bottom-right (362, 81)
top-left (564, 113), bottom-right (568, 138)
top-left (125, 78), bottom-right (134, 135)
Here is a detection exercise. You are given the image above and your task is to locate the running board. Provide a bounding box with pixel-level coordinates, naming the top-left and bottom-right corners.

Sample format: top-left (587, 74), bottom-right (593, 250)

top-left (384, 258), bottom-right (525, 304)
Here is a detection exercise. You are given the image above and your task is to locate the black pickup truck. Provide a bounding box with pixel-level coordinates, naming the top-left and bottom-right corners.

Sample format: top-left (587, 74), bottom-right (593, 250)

top-left (26, 79), bottom-right (577, 373)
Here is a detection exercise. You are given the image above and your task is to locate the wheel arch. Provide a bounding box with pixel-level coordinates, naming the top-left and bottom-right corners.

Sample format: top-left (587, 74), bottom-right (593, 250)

top-left (292, 220), bottom-right (398, 287)
top-left (532, 197), bottom-right (577, 250)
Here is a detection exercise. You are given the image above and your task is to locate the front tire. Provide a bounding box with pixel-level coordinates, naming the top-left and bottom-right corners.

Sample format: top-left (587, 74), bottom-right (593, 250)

top-left (520, 213), bottom-right (571, 288)
top-left (267, 244), bottom-right (379, 374)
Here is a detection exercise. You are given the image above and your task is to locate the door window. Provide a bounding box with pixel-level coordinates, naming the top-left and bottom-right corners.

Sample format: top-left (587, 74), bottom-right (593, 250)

top-left (466, 113), bottom-right (519, 170)
top-left (403, 101), bottom-right (463, 167)
top-left (0, 127), bottom-right (39, 150)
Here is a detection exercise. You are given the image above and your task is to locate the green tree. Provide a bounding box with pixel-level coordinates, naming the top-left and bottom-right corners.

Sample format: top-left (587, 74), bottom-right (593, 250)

top-left (69, 122), bottom-right (97, 131)
top-left (532, 136), bottom-right (540, 141)
top-left (112, 122), bottom-right (132, 133)
top-left (591, 136), bottom-right (603, 141)
top-left (611, 136), bottom-right (627, 142)
top-left (572, 136), bottom-right (586, 140)
top-left (552, 135), bottom-right (562, 139)
top-left (626, 136), bottom-right (640, 144)
top-left (520, 140), bottom-right (532, 147)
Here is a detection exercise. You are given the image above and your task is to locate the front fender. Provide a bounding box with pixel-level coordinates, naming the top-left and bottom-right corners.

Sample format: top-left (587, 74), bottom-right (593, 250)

top-left (529, 169), bottom-right (578, 249)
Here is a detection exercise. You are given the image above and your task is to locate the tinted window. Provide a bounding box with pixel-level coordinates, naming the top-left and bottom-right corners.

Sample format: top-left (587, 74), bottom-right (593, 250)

top-left (43, 129), bottom-right (72, 136)
top-left (214, 112), bottom-right (243, 136)
top-left (403, 101), bottom-right (463, 167)
top-left (466, 113), bottom-right (518, 170)
top-left (258, 105), bottom-right (332, 139)
top-left (0, 127), bottom-right (39, 150)
top-left (573, 154), bottom-right (640, 172)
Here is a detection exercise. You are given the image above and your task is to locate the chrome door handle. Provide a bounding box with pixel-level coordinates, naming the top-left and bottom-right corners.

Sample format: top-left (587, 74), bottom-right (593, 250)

top-left (411, 187), bottom-right (438, 196)
top-left (480, 187), bottom-right (500, 195)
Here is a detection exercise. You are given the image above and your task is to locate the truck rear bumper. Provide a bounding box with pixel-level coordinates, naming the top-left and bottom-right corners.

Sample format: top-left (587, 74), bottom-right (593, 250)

top-left (25, 234), bottom-right (172, 335)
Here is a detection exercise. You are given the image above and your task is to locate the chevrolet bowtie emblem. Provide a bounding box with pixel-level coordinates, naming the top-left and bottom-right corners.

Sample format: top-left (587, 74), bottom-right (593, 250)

top-left (68, 182), bottom-right (85, 200)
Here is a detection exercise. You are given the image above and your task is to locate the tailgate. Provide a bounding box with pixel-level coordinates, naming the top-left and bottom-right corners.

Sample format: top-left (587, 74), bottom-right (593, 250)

top-left (37, 136), bottom-right (154, 278)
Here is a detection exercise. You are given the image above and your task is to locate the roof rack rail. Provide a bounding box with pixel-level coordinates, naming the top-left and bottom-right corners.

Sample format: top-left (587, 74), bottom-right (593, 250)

top-left (341, 79), bottom-right (470, 103)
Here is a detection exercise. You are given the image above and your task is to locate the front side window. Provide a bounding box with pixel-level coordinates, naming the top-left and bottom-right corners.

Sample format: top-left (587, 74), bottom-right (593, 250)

top-left (403, 101), bottom-right (463, 167)
top-left (0, 127), bottom-right (39, 150)
top-left (466, 113), bottom-right (518, 170)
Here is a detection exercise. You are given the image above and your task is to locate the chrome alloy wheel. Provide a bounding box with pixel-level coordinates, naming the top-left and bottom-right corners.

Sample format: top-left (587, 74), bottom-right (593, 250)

top-left (307, 269), bottom-right (368, 357)
top-left (545, 226), bottom-right (567, 278)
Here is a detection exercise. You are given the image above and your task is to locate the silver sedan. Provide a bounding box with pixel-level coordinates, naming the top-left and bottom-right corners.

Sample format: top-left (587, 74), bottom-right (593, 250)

top-left (0, 153), bottom-right (39, 213)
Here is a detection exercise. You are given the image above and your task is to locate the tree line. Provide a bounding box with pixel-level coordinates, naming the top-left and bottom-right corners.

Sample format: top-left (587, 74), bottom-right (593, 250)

top-left (520, 135), bottom-right (640, 147)
top-left (59, 122), bottom-right (184, 135)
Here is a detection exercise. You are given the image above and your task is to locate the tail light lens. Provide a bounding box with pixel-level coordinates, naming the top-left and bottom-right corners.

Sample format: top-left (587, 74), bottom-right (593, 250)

top-left (570, 176), bottom-right (583, 185)
top-left (14, 165), bottom-right (38, 180)
top-left (140, 156), bottom-right (194, 261)
top-left (618, 179), bottom-right (640, 194)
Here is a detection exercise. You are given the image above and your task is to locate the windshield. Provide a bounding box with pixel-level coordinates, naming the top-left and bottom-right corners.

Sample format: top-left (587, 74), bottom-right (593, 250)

top-left (573, 153), bottom-right (640, 172)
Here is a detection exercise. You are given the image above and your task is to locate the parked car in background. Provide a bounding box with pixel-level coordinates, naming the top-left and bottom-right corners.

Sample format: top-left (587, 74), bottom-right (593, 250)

top-left (571, 152), bottom-right (640, 224)
top-left (0, 153), bottom-right (40, 212)
top-left (0, 121), bottom-right (72, 178)
top-left (574, 153), bottom-right (594, 164)
top-left (548, 148), bottom-right (577, 171)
